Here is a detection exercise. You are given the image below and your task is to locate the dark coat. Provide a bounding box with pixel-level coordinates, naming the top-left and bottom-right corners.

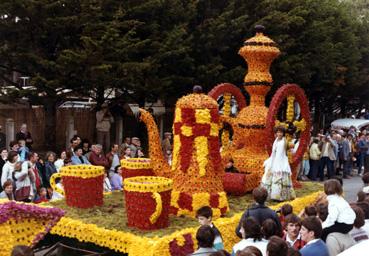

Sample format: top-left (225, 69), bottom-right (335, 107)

top-left (235, 203), bottom-right (282, 238)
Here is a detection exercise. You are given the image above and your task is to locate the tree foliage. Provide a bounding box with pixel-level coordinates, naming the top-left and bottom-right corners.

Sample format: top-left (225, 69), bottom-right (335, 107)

top-left (0, 0), bottom-right (368, 147)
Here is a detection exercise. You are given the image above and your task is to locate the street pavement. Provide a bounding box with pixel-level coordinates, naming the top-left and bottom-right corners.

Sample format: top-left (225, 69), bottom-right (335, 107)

top-left (343, 175), bottom-right (363, 202)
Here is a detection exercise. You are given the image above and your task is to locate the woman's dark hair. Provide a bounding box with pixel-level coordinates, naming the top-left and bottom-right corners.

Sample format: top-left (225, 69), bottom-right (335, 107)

top-left (274, 126), bottom-right (286, 135)
top-left (236, 246), bottom-right (262, 256)
top-left (358, 191), bottom-right (367, 202)
top-left (11, 245), bottom-right (34, 256)
top-left (242, 217), bottom-right (262, 241)
top-left (280, 204), bottom-right (293, 216)
top-left (354, 201), bottom-right (369, 219)
top-left (324, 179), bottom-right (343, 195)
top-left (45, 151), bottom-right (56, 162)
top-left (209, 250), bottom-right (231, 256)
top-left (252, 187), bottom-right (268, 205)
top-left (352, 206), bottom-right (365, 228)
top-left (313, 138), bottom-right (319, 144)
top-left (266, 236), bottom-right (288, 256)
top-left (301, 217), bottom-right (323, 239)
top-left (262, 218), bottom-right (278, 239)
top-left (7, 151), bottom-right (18, 163)
top-left (317, 203), bottom-right (328, 222)
top-left (196, 225), bottom-right (215, 248)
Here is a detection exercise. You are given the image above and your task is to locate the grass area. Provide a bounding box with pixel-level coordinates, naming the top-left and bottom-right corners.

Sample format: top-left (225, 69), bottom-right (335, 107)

top-left (49, 181), bottom-right (322, 238)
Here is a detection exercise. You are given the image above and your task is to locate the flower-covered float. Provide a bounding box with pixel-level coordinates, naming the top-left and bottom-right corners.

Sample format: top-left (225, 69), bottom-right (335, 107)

top-left (0, 201), bottom-right (64, 256)
top-left (1, 26), bottom-right (318, 256)
top-left (209, 25), bottom-right (310, 192)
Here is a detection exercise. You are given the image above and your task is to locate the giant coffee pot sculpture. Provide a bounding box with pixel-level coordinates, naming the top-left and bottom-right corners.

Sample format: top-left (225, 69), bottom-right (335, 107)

top-left (140, 87), bottom-right (228, 217)
top-left (209, 25), bottom-right (311, 190)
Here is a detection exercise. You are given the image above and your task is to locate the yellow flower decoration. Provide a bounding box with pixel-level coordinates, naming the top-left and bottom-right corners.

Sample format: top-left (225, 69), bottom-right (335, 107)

top-left (123, 176), bottom-right (173, 193)
top-left (121, 158), bottom-right (152, 170)
top-left (194, 136), bottom-right (208, 177)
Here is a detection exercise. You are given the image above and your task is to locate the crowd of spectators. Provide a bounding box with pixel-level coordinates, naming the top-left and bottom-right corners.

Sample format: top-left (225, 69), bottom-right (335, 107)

top-left (191, 178), bottom-right (369, 256)
top-left (0, 123), bottom-right (160, 203)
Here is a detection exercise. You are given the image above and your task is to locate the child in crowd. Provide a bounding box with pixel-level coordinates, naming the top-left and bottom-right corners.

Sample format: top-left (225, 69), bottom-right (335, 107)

top-left (34, 187), bottom-right (49, 204)
top-left (18, 139), bottom-right (29, 161)
top-left (278, 203), bottom-right (293, 228)
top-left (355, 191), bottom-right (369, 219)
top-left (192, 225), bottom-right (217, 255)
top-left (0, 180), bottom-right (15, 200)
top-left (321, 179), bottom-right (355, 241)
top-left (282, 214), bottom-right (306, 250)
top-left (196, 206), bottom-right (224, 250)
top-left (103, 170), bottom-right (112, 192)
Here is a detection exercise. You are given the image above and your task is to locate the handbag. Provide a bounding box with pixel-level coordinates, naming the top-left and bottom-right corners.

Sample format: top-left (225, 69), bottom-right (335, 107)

top-left (15, 186), bottom-right (31, 201)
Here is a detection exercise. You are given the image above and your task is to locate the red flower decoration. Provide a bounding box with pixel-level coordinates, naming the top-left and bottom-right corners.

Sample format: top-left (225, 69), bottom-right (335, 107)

top-left (169, 234), bottom-right (195, 256)
top-left (208, 83), bottom-right (247, 110)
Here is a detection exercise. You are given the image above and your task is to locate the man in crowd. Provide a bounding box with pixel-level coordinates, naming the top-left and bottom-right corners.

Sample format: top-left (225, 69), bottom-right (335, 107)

top-left (365, 134), bottom-right (369, 174)
top-left (89, 144), bottom-right (109, 169)
top-left (283, 214), bottom-right (306, 250)
top-left (96, 103), bottom-right (114, 152)
top-left (342, 134), bottom-right (354, 179)
top-left (300, 216), bottom-right (329, 256)
top-left (106, 144), bottom-right (120, 172)
top-left (130, 137), bottom-right (141, 158)
top-left (16, 123), bottom-right (33, 150)
top-left (235, 186), bottom-right (282, 238)
top-left (319, 135), bottom-right (336, 180)
top-left (162, 132), bottom-right (172, 153)
top-left (357, 133), bottom-right (368, 176)
top-left (71, 147), bottom-right (90, 165)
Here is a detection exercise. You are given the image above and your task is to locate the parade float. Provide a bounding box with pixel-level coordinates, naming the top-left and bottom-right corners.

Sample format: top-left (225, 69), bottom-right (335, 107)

top-left (1, 26), bottom-right (319, 256)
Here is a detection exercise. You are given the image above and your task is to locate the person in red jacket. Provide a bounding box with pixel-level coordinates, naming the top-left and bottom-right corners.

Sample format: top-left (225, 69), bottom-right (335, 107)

top-left (283, 214), bottom-right (306, 250)
top-left (89, 144), bottom-right (109, 169)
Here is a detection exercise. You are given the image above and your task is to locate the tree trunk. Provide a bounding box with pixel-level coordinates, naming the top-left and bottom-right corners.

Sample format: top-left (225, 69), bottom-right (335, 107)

top-left (44, 99), bottom-right (57, 150)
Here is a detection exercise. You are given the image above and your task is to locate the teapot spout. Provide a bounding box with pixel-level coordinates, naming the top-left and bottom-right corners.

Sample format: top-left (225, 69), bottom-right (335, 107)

top-left (139, 108), bottom-right (172, 178)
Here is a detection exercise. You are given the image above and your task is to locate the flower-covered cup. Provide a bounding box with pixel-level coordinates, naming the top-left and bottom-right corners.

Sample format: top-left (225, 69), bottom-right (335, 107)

top-left (124, 176), bottom-right (173, 230)
top-left (50, 165), bottom-right (105, 208)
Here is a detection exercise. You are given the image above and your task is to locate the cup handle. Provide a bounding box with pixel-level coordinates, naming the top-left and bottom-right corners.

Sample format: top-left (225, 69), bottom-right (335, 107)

top-left (50, 173), bottom-right (64, 196)
top-left (149, 192), bottom-right (162, 224)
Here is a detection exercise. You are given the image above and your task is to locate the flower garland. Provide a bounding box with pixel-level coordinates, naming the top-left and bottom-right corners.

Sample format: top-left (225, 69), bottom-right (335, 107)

top-left (124, 176), bottom-right (173, 230)
top-left (47, 191), bottom-right (321, 256)
top-left (0, 201), bottom-right (64, 256)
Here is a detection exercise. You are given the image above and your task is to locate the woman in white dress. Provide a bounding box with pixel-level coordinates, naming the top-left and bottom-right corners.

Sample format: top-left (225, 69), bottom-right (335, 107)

top-left (261, 126), bottom-right (295, 201)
